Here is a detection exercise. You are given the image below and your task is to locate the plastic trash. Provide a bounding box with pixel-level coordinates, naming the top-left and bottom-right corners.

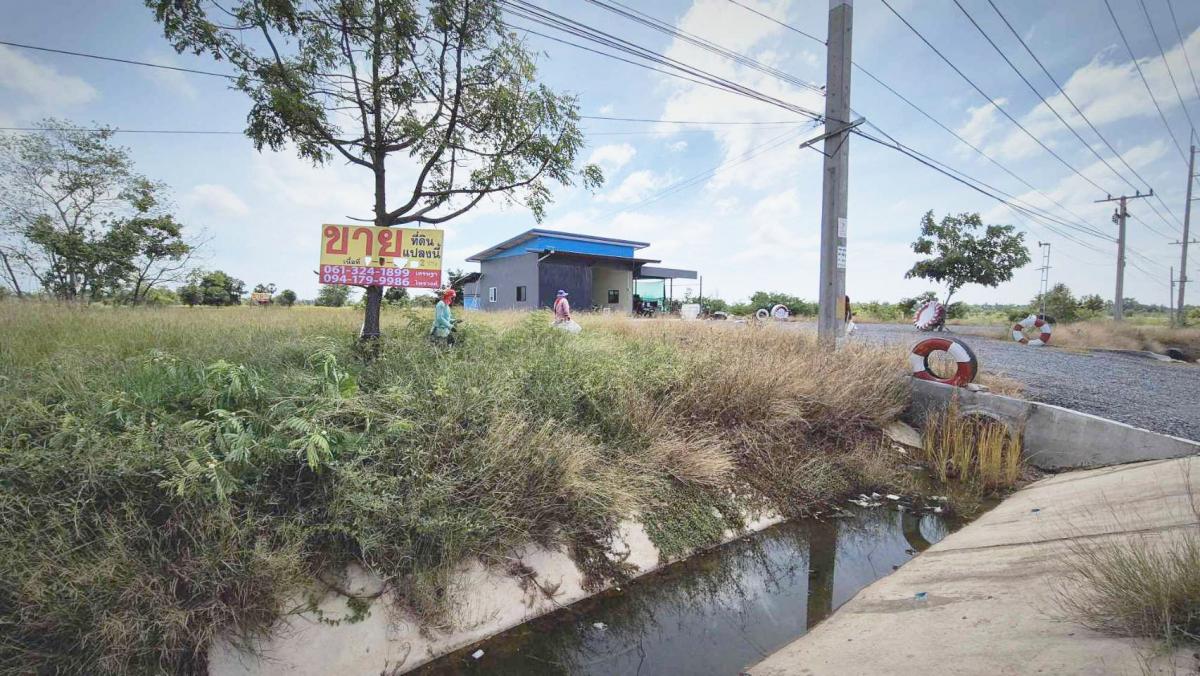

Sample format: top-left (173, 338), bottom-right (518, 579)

top-left (914, 592), bottom-right (928, 600)
top-left (1031, 508), bottom-right (1041, 514)
top-left (933, 506), bottom-right (944, 514)
top-left (593, 622), bottom-right (607, 630)
top-left (472, 649), bottom-right (484, 659)
top-left (553, 320), bottom-right (583, 334)
top-left (886, 494), bottom-right (901, 501)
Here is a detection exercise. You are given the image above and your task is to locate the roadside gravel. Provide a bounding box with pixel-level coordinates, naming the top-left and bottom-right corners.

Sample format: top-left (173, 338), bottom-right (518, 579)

top-left (846, 322), bottom-right (1200, 442)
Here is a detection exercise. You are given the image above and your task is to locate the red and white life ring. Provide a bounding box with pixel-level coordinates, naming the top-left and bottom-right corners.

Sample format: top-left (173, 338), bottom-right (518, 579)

top-left (770, 304), bottom-right (790, 320)
top-left (1012, 314), bottom-right (1053, 346)
top-left (913, 301), bottom-right (945, 331)
top-left (910, 337), bottom-right (978, 387)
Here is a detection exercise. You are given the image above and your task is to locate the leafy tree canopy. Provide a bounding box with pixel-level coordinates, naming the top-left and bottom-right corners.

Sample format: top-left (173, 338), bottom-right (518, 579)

top-left (905, 211), bottom-right (1030, 305)
top-left (0, 120), bottom-right (194, 302)
top-left (178, 269), bottom-right (245, 306)
top-left (315, 284), bottom-right (352, 307)
top-left (147, 0), bottom-right (603, 337)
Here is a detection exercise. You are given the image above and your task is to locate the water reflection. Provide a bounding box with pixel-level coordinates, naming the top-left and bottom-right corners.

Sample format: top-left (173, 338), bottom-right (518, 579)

top-left (413, 508), bottom-right (957, 676)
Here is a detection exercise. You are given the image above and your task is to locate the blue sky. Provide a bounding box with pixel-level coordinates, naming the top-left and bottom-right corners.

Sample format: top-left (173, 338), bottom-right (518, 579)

top-left (3, 0), bottom-right (1199, 305)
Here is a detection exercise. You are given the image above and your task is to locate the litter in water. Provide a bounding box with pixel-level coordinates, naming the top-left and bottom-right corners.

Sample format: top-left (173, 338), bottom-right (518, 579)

top-left (471, 650), bottom-right (484, 660)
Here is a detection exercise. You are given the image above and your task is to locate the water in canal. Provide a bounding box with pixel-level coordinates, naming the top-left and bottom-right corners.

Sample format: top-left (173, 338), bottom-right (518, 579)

top-left (414, 506), bottom-right (965, 675)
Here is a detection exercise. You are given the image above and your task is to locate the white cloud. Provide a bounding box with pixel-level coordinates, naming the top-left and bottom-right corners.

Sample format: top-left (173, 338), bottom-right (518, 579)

top-left (587, 143), bottom-right (636, 172)
top-left (597, 103), bottom-right (615, 115)
top-left (186, 184), bottom-right (250, 217)
top-left (984, 27), bottom-right (1200, 160)
top-left (954, 98), bottom-right (1007, 148)
top-left (667, 140), bottom-right (688, 152)
top-left (140, 52), bottom-right (200, 100)
top-left (597, 169), bottom-right (672, 203)
top-left (0, 45), bottom-right (96, 112)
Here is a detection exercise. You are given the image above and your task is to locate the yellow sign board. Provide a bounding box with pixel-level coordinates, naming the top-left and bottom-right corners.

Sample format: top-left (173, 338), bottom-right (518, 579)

top-left (319, 224), bottom-right (443, 288)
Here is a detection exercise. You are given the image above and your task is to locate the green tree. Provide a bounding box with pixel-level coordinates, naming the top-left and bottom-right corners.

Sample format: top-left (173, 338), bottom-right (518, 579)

top-left (905, 211), bottom-right (1031, 305)
top-left (0, 120), bottom-right (193, 302)
top-left (179, 269), bottom-right (244, 306)
top-left (898, 291), bottom-right (939, 315)
top-left (1079, 294), bottom-right (1106, 315)
top-left (748, 291), bottom-right (817, 316)
top-left (315, 284), bottom-right (352, 307)
top-left (278, 289), bottom-right (298, 307)
top-left (383, 286), bottom-right (408, 305)
top-left (148, 0), bottom-right (603, 339)
top-left (1031, 283), bottom-right (1078, 322)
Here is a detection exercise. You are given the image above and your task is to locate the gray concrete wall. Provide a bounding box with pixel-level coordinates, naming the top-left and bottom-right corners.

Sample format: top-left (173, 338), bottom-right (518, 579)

top-left (591, 265), bottom-right (633, 313)
top-left (477, 253), bottom-right (538, 311)
top-left (906, 378), bottom-right (1200, 470)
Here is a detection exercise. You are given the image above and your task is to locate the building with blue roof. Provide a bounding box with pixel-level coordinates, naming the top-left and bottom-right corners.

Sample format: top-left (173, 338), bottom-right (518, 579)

top-left (459, 229), bottom-right (697, 313)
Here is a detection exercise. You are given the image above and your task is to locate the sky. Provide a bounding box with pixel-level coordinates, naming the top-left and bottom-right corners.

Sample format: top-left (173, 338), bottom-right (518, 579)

top-left (3, 0), bottom-right (1199, 305)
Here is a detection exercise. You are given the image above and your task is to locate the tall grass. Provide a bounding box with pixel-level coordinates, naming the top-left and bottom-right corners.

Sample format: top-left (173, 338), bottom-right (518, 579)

top-left (0, 303), bottom-right (911, 673)
top-left (1054, 479), bottom-right (1200, 652)
top-left (1020, 319), bottom-right (1200, 356)
top-left (916, 406), bottom-right (1023, 492)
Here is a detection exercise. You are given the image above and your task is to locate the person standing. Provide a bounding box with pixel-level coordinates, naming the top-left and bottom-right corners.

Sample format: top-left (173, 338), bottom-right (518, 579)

top-left (553, 289), bottom-right (571, 324)
top-left (431, 288), bottom-right (457, 345)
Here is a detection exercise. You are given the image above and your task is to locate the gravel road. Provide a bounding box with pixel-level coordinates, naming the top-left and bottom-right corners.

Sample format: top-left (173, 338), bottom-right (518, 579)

top-left (845, 322), bottom-right (1200, 442)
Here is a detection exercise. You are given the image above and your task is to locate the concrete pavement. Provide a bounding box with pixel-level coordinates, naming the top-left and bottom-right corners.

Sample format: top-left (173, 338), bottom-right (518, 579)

top-left (748, 456), bottom-right (1200, 676)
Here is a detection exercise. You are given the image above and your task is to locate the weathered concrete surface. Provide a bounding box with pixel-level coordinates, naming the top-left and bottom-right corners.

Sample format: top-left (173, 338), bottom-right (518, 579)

top-left (210, 513), bottom-right (785, 675)
top-left (749, 456), bottom-right (1200, 676)
top-left (908, 378), bottom-right (1200, 470)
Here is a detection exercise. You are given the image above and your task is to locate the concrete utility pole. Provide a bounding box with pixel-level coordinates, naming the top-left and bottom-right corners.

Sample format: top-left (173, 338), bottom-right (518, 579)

top-left (1174, 144), bottom-right (1197, 326)
top-left (1170, 266), bottom-right (1176, 318)
top-left (1096, 191), bottom-right (1152, 321)
top-left (1036, 241), bottom-right (1051, 316)
top-left (817, 0), bottom-right (853, 345)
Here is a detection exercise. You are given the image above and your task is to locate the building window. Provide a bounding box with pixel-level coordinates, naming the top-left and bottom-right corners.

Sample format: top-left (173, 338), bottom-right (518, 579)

top-left (607, 289), bottom-right (620, 304)
top-left (516, 285), bottom-right (527, 302)
top-left (488, 287), bottom-right (497, 303)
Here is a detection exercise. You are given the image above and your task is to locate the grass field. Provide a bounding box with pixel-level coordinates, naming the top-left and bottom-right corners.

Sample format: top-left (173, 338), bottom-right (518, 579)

top-left (1, 303), bottom-right (944, 673)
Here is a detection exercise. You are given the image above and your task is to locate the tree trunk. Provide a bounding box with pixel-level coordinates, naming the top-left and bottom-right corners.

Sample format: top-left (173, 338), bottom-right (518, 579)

top-left (360, 152), bottom-right (387, 340)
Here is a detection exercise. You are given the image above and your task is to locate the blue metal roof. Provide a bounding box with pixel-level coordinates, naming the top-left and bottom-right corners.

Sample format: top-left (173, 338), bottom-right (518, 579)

top-left (467, 229), bottom-right (650, 262)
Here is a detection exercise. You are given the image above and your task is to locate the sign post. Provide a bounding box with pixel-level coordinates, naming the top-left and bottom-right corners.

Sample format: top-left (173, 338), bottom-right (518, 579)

top-left (319, 224), bottom-right (444, 288)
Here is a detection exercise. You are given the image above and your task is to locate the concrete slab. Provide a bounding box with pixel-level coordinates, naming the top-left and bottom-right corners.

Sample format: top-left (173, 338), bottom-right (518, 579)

top-left (907, 379), bottom-right (1200, 470)
top-left (748, 456), bottom-right (1200, 676)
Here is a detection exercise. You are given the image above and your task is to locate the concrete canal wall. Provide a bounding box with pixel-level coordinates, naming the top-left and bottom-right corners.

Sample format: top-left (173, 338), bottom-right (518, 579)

top-left (907, 378), bottom-right (1200, 470)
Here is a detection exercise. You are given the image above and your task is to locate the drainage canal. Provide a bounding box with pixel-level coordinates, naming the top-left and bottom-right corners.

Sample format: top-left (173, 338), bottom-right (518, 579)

top-left (413, 506), bottom-right (977, 675)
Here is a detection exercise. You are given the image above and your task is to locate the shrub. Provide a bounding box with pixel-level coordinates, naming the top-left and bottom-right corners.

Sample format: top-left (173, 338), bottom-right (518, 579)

top-left (0, 307), bottom-right (912, 672)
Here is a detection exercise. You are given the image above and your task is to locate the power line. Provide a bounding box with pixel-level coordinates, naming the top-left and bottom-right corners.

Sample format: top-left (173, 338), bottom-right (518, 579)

top-left (879, 0), bottom-right (1116, 196)
top-left (1164, 0), bottom-right (1200, 106)
top-left (0, 126), bottom-right (242, 135)
top-left (499, 1), bottom-right (825, 121)
top-left (1101, 0), bottom-right (1190, 165)
top-left (1136, 0), bottom-right (1197, 136)
top-left (723, 0), bottom-right (1119, 241)
top-left (985, 0), bottom-right (1185, 233)
top-left (952, 0), bottom-right (1139, 193)
top-left (723, 0), bottom-right (825, 46)
top-left (580, 115), bottom-right (809, 125)
top-left (0, 39), bottom-right (237, 80)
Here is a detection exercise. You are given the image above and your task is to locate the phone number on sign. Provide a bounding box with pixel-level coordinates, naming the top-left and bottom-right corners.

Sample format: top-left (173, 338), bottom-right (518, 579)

top-left (319, 265), bottom-right (442, 288)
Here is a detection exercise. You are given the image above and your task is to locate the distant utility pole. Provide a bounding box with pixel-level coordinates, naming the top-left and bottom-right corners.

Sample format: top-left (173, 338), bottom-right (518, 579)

top-left (1174, 143), bottom-right (1197, 326)
top-left (1036, 241), bottom-right (1051, 316)
top-left (1096, 190), bottom-right (1152, 321)
top-left (817, 0), bottom-right (854, 345)
top-left (1170, 266), bottom-right (1176, 318)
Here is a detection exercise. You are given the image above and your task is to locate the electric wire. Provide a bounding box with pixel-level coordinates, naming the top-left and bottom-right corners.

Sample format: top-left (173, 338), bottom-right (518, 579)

top-left (879, 0), bottom-right (1115, 196)
top-left (1136, 0), bottom-right (1197, 137)
top-left (1101, 0), bottom-right (1191, 165)
top-left (0, 39), bottom-right (237, 80)
top-left (985, 0), bottom-right (1185, 232)
top-left (1164, 0), bottom-right (1200, 106)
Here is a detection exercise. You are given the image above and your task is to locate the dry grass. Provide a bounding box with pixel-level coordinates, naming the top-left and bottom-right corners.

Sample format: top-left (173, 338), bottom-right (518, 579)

top-left (976, 372), bottom-right (1025, 397)
top-left (1054, 480), bottom-right (1200, 653)
top-left (0, 303), bottom-right (914, 673)
top-left (1025, 320), bottom-right (1200, 357)
top-left (915, 406), bottom-right (1024, 492)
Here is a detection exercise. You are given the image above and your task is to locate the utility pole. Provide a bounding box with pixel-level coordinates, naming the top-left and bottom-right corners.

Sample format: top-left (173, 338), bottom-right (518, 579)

top-left (1174, 144), bottom-right (1197, 326)
top-left (1096, 190), bottom-right (1152, 321)
top-left (817, 0), bottom-right (853, 345)
top-left (1170, 266), bottom-right (1176, 319)
top-left (1036, 241), bottom-right (1051, 316)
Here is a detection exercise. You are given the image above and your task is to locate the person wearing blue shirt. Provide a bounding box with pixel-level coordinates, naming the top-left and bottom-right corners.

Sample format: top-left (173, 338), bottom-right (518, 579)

top-left (431, 288), bottom-right (457, 345)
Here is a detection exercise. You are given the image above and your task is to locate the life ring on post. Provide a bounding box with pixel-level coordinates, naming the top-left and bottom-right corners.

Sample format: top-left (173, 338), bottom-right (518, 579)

top-left (754, 308), bottom-right (770, 320)
top-left (770, 304), bottom-right (790, 320)
top-left (1012, 314), bottom-right (1053, 346)
top-left (910, 337), bottom-right (978, 387)
top-left (913, 301), bottom-right (945, 331)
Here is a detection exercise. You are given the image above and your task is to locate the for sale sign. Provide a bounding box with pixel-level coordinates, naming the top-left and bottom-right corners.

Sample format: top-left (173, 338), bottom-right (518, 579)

top-left (319, 224), bottom-right (443, 288)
